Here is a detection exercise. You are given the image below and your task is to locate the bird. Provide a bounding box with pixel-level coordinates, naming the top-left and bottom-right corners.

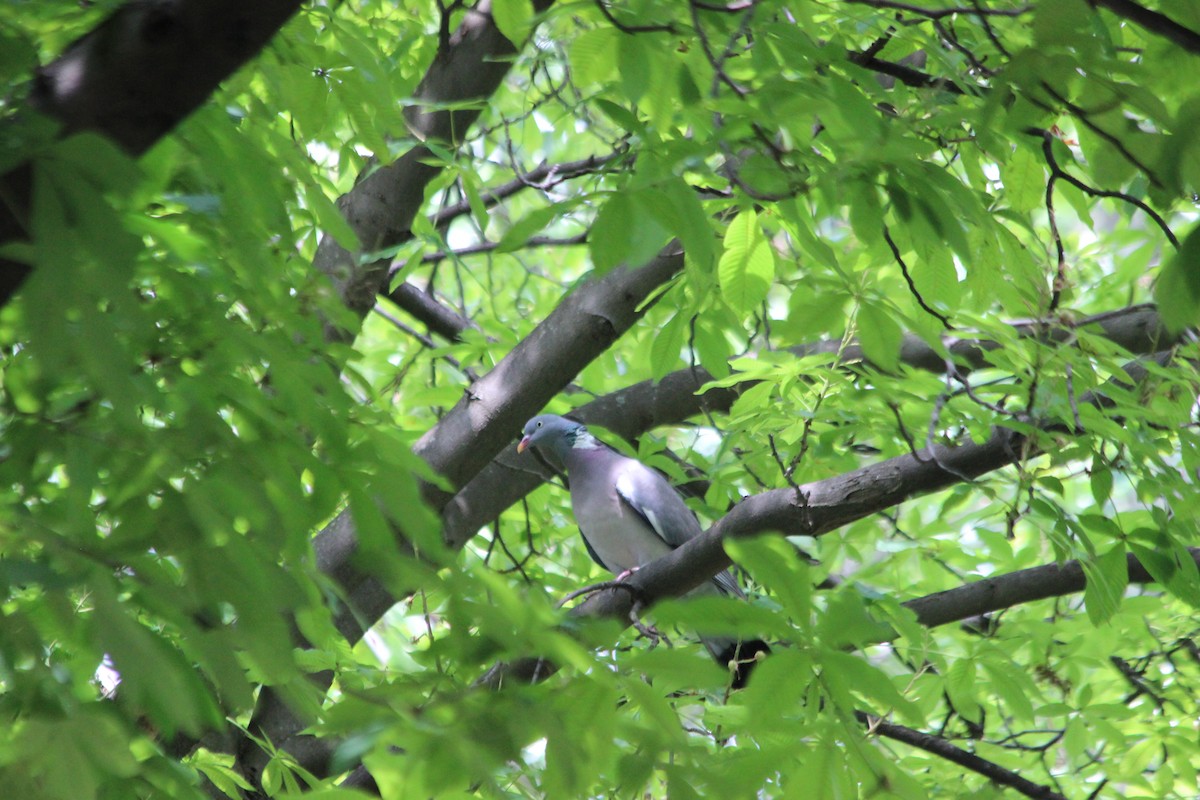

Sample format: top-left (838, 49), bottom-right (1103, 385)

top-left (518, 413), bottom-right (769, 687)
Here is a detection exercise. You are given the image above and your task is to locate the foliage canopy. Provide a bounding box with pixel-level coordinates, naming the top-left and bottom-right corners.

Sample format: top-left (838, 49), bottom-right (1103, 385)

top-left (2, 0), bottom-right (1200, 798)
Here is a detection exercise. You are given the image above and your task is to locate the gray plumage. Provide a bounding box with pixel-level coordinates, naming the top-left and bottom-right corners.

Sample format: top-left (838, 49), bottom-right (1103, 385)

top-left (519, 414), bottom-right (768, 686)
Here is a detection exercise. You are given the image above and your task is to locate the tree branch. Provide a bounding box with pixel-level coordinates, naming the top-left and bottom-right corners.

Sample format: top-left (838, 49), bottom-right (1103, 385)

top-left (411, 245), bottom-right (685, 503)
top-left (478, 350), bottom-right (1178, 686)
top-left (386, 281), bottom-right (480, 342)
top-left (847, 51), bottom-right (974, 95)
top-left (313, 0), bottom-right (556, 328)
top-left (417, 233), bottom-right (589, 266)
top-left (906, 548), bottom-right (1200, 628)
top-left (1090, 0), bottom-right (1200, 55)
top-left (443, 304), bottom-right (1176, 549)
top-left (233, 0), bottom-right (561, 788)
top-left (481, 487), bottom-right (1196, 690)
top-left (842, 0), bottom-right (1032, 19)
top-left (329, 246), bottom-right (687, 633)
top-left (857, 711), bottom-right (1067, 800)
top-left (0, 0), bottom-right (305, 307)
top-left (236, 245), bottom-right (686, 790)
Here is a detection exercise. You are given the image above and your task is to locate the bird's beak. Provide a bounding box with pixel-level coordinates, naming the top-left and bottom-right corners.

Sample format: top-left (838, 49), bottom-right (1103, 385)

top-left (517, 436), bottom-right (530, 454)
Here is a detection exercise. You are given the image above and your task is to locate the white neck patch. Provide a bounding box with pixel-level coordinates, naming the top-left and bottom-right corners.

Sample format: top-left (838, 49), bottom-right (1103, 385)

top-left (571, 429), bottom-right (599, 449)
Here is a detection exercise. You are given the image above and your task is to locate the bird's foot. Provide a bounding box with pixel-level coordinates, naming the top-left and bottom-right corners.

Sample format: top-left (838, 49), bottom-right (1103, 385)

top-left (632, 619), bottom-right (667, 646)
top-left (614, 566), bottom-right (641, 581)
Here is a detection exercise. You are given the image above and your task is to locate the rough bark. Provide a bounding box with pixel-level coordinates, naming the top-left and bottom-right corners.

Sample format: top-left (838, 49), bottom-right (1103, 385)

top-left (478, 352), bottom-right (1177, 687)
top-left (234, 1), bottom-right (559, 787)
top-left (313, 0), bottom-right (554, 324)
top-left (317, 248), bottom-right (687, 642)
top-left (388, 281), bottom-right (479, 342)
top-left (443, 304), bottom-right (1176, 549)
top-left (908, 548), bottom-right (1200, 628)
top-left (0, 0), bottom-right (305, 305)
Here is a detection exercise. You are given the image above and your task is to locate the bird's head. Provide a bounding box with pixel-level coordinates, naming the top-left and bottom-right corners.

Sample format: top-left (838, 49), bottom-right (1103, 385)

top-left (518, 414), bottom-right (587, 456)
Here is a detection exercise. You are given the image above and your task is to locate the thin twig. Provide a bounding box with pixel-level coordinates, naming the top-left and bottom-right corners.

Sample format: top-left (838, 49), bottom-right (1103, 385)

top-left (883, 224), bottom-right (953, 330)
top-left (1038, 83), bottom-right (1162, 190)
top-left (428, 150), bottom-right (626, 230)
top-left (594, 0), bottom-right (678, 34)
top-left (1041, 135), bottom-right (1069, 313)
top-left (1033, 128), bottom-right (1178, 249)
top-left (857, 711), bottom-right (1068, 800)
top-left (842, 0), bottom-right (1032, 20)
top-left (421, 233), bottom-right (588, 264)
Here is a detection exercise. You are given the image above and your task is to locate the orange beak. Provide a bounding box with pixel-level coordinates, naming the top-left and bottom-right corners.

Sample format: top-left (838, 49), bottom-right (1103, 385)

top-left (517, 436), bottom-right (530, 453)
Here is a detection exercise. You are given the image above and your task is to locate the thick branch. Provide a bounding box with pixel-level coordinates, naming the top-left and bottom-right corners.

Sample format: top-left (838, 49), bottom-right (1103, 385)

top-left (314, 0), bottom-right (555, 323)
top-left (301, 249), bottom-right (685, 643)
top-left (483, 497), bottom-right (1197, 691)
top-left (479, 352), bottom-right (1177, 686)
top-left (907, 548), bottom-right (1200, 628)
top-left (233, 246), bottom-right (685, 792)
top-left (234, 1), bottom-right (559, 788)
top-left (320, 248), bottom-right (685, 624)
top-left (443, 304), bottom-right (1174, 549)
top-left (412, 247), bottom-right (685, 503)
top-left (0, 0), bottom-right (304, 306)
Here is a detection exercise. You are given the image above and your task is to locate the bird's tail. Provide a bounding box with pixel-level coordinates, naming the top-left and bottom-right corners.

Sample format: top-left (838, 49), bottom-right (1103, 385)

top-left (703, 636), bottom-right (771, 689)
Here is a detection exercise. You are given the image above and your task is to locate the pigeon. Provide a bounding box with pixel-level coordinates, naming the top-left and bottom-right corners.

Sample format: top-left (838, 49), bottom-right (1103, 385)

top-left (519, 414), bottom-right (769, 687)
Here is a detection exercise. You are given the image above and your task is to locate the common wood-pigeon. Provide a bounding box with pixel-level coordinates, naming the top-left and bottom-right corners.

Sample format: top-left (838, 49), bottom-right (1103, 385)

top-left (519, 414), bottom-right (769, 687)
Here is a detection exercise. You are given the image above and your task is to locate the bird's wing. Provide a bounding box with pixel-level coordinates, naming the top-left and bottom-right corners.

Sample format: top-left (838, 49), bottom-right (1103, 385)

top-left (577, 529), bottom-right (612, 572)
top-left (613, 459), bottom-right (742, 596)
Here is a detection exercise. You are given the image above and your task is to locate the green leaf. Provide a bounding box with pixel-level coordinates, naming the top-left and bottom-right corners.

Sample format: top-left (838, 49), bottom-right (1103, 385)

top-left (856, 301), bottom-right (903, 372)
top-left (660, 177), bottom-right (715, 269)
top-left (816, 587), bottom-right (894, 649)
top-left (491, 0), bottom-right (532, 46)
top-left (650, 311), bottom-right (688, 380)
top-left (1082, 543), bottom-right (1128, 625)
top-left (822, 651), bottom-right (920, 722)
top-left (91, 583), bottom-right (222, 737)
top-left (460, 172), bottom-right (491, 232)
top-left (1034, 0), bottom-right (1093, 46)
top-left (570, 27), bottom-right (618, 86)
top-left (692, 316), bottom-right (732, 379)
top-left (1154, 224), bottom-right (1200, 331)
top-left (981, 658), bottom-right (1037, 722)
top-left (1090, 464), bottom-right (1113, 505)
top-left (303, 182), bottom-right (360, 251)
top-left (593, 98), bottom-right (644, 133)
top-left (589, 190), bottom-right (670, 273)
top-left (785, 290), bottom-right (846, 341)
top-left (193, 757), bottom-right (255, 799)
top-left (299, 789), bottom-right (380, 800)
top-left (946, 657), bottom-right (983, 724)
top-left (52, 133), bottom-right (142, 196)
top-left (496, 200), bottom-right (578, 253)
top-left (1129, 526), bottom-right (1200, 607)
top-left (618, 34), bottom-right (650, 103)
top-left (718, 209), bottom-right (774, 315)
top-left (1003, 146), bottom-right (1045, 214)
top-left (727, 537), bottom-right (813, 622)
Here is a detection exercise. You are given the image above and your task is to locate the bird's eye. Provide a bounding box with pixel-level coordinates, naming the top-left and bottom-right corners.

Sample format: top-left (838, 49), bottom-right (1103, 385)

top-left (536, 421), bottom-right (543, 428)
